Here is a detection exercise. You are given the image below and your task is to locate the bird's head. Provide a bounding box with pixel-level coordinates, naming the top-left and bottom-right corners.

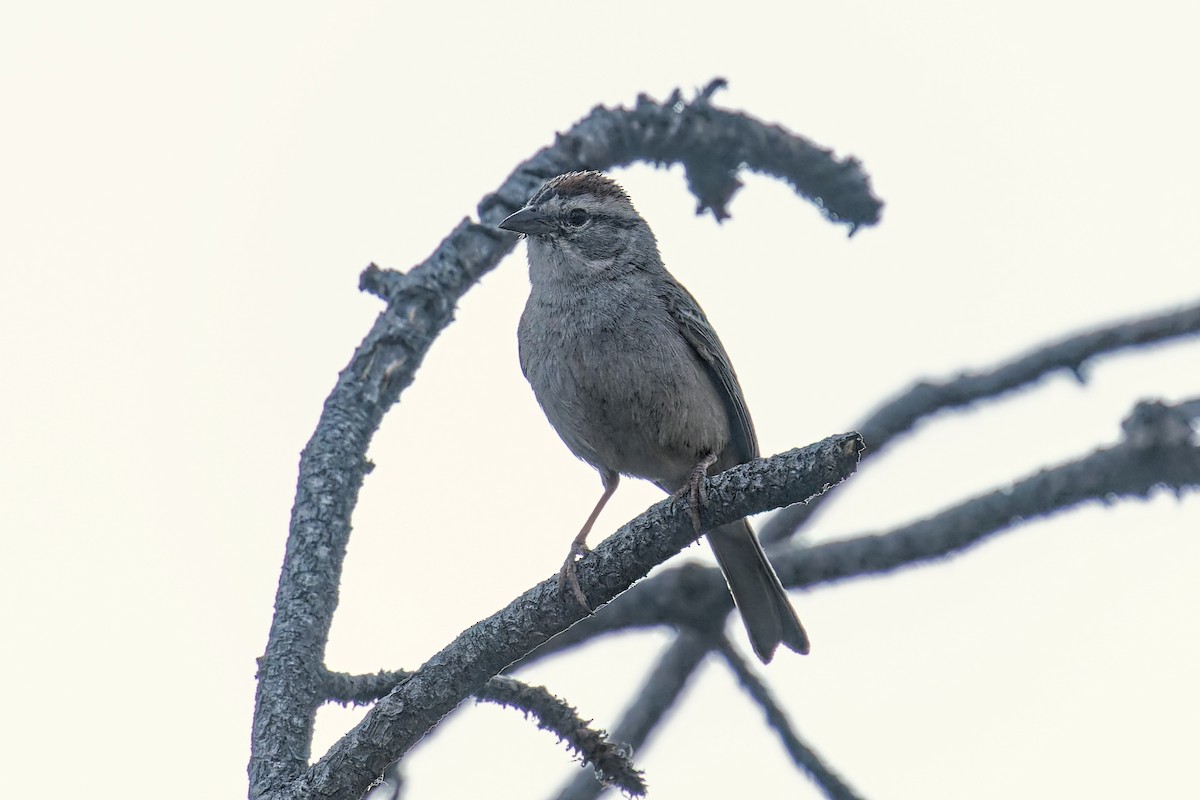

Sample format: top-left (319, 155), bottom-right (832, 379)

top-left (499, 171), bottom-right (657, 273)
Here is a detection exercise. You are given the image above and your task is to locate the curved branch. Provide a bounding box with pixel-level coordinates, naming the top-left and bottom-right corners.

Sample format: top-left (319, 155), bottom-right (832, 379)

top-left (249, 80), bottom-right (879, 799)
top-left (477, 78), bottom-right (882, 231)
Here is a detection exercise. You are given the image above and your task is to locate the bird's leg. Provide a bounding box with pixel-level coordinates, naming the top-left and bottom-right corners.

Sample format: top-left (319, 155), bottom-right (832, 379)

top-left (558, 470), bottom-right (620, 612)
top-left (673, 452), bottom-right (719, 532)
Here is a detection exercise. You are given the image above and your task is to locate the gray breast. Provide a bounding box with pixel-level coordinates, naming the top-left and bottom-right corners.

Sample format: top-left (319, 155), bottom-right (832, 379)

top-left (518, 282), bottom-right (731, 490)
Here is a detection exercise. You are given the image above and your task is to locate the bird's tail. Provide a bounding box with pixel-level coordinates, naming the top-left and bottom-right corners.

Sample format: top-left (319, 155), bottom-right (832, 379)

top-left (707, 518), bottom-right (810, 663)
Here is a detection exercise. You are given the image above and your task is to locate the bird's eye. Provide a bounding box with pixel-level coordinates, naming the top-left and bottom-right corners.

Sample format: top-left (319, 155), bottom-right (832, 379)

top-left (566, 207), bottom-right (589, 227)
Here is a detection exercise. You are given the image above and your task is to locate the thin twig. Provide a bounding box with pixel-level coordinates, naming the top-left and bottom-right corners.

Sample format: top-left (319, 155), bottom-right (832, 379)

top-left (325, 671), bottom-right (645, 795)
top-left (772, 399), bottom-right (1200, 588)
top-left (715, 639), bottom-right (863, 800)
top-left (760, 299), bottom-right (1200, 544)
top-left (553, 632), bottom-right (713, 800)
top-left (325, 669), bottom-right (410, 706)
top-left (480, 677), bottom-right (646, 796)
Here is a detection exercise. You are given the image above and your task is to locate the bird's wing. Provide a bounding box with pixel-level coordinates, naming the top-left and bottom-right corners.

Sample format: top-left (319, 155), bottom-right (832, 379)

top-left (660, 276), bottom-right (760, 463)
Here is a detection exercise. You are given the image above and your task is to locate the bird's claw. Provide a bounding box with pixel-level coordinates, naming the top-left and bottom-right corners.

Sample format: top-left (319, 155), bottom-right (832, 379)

top-left (557, 541), bottom-right (593, 613)
top-left (673, 452), bottom-right (717, 532)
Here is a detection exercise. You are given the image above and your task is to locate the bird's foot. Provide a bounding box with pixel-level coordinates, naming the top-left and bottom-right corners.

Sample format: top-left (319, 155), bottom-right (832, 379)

top-left (672, 452), bottom-right (719, 532)
top-left (557, 540), bottom-right (593, 613)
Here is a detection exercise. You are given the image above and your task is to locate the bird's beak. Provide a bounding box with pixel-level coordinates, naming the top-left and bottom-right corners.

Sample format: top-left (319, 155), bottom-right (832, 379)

top-left (498, 206), bottom-right (555, 236)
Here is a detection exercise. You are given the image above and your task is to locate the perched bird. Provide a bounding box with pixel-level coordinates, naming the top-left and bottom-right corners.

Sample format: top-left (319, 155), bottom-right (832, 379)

top-left (500, 171), bottom-right (809, 663)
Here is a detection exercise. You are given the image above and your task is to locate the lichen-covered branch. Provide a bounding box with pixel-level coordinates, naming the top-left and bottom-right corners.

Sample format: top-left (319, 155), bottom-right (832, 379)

top-left (325, 670), bottom-right (645, 796)
top-left (480, 676), bottom-right (646, 796)
top-left (477, 78), bottom-right (882, 232)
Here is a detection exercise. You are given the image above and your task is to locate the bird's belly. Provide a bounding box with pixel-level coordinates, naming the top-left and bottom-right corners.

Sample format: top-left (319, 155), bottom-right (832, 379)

top-left (529, 328), bottom-right (730, 490)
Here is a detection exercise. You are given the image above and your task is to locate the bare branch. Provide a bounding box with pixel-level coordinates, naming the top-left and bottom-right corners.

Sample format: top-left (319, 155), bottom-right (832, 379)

top-left (525, 399), bottom-right (1200, 650)
top-left (774, 399), bottom-right (1200, 589)
top-left (553, 631), bottom-right (865, 800)
top-left (760, 299), bottom-right (1200, 544)
top-left (326, 671), bottom-right (644, 794)
top-left (715, 640), bottom-right (863, 800)
top-left (325, 669), bottom-right (409, 707)
top-left (263, 436), bottom-right (861, 800)
top-left (553, 633), bottom-right (713, 800)
top-left (521, 393), bottom-right (1197, 800)
top-left (517, 561), bottom-right (734, 669)
top-left (480, 677), bottom-right (646, 797)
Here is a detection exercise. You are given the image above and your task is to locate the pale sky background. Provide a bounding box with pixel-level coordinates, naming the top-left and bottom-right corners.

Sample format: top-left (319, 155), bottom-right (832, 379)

top-left (3, 3), bottom-right (1198, 799)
